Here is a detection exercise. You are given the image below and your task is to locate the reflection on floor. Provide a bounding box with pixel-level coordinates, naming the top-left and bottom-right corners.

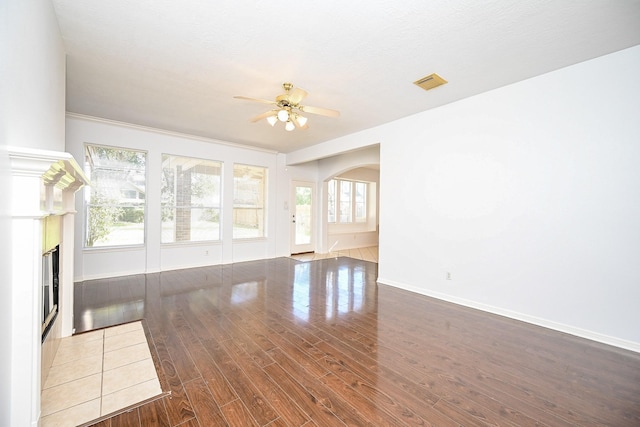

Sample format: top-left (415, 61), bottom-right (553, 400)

top-left (72, 257), bottom-right (640, 426)
top-left (40, 321), bottom-right (162, 427)
top-left (290, 245), bottom-right (378, 263)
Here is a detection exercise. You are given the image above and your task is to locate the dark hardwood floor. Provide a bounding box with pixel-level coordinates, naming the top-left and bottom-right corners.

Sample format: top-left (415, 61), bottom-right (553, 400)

top-left (73, 257), bottom-right (640, 426)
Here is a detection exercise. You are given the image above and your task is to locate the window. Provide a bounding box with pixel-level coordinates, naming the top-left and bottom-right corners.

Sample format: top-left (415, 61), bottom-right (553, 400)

top-left (84, 145), bottom-right (146, 247)
top-left (339, 180), bottom-right (352, 222)
top-left (161, 155), bottom-right (222, 243)
top-left (327, 179), bottom-right (368, 224)
top-left (355, 182), bottom-right (367, 222)
top-left (327, 179), bottom-right (336, 223)
top-left (233, 164), bottom-right (267, 238)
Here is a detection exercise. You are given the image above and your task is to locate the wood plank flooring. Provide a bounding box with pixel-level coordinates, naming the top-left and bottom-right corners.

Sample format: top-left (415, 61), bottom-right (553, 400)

top-left (73, 257), bottom-right (640, 426)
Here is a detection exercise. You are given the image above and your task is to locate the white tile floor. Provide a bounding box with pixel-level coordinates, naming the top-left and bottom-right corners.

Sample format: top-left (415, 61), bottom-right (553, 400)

top-left (290, 245), bottom-right (378, 263)
top-left (41, 321), bottom-right (162, 427)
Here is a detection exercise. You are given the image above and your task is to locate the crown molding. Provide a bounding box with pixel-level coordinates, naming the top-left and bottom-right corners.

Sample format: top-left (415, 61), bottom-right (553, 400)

top-left (65, 112), bottom-right (279, 154)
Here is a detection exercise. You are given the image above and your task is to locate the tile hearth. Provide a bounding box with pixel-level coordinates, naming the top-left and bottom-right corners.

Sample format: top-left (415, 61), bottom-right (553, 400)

top-left (41, 321), bottom-right (162, 427)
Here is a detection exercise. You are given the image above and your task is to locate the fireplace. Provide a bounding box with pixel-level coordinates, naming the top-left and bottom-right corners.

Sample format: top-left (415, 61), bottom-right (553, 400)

top-left (9, 146), bottom-right (89, 427)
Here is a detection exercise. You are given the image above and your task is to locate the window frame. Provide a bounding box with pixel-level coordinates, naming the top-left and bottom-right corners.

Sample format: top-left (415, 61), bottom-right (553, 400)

top-left (83, 143), bottom-right (148, 249)
top-left (327, 178), bottom-right (368, 224)
top-left (327, 179), bottom-right (337, 223)
top-left (160, 154), bottom-right (223, 244)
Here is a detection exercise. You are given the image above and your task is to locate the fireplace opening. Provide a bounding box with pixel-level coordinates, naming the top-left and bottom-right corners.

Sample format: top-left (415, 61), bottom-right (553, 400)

top-left (42, 244), bottom-right (59, 342)
top-left (42, 213), bottom-right (62, 342)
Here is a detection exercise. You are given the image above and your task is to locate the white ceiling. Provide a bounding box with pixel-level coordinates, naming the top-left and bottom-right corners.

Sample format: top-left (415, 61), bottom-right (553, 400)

top-left (52, 0), bottom-right (640, 154)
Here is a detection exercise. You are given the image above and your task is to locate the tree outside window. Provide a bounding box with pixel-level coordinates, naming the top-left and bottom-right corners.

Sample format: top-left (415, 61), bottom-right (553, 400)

top-left (84, 145), bottom-right (146, 247)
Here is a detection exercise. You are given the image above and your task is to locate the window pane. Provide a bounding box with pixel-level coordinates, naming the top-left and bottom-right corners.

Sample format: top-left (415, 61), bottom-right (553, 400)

top-left (161, 207), bottom-right (176, 242)
top-left (161, 155), bottom-right (221, 243)
top-left (295, 186), bottom-right (312, 245)
top-left (355, 182), bottom-right (367, 222)
top-left (339, 180), bottom-right (352, 223)
top-left (233, 164), bottom-right (267, 238)
top-left (188, 208), bottom-right (220, 241)
top-left (327, 180), bottom-right (336, 223)
top-left (85, 145), bottom-right (146, 247)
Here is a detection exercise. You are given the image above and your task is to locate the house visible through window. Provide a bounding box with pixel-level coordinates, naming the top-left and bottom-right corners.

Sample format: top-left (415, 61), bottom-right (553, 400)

top-left (233, 164), bottom-right (267, 238)
top-left (327, 179), bottom-right (368, 224)
top-left (161, 155), bottom-right (222, 243)
top-left (84, 144), bottom-right (147, 247)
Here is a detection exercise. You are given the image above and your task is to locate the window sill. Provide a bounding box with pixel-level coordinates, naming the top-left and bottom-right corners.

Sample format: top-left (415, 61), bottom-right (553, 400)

top-left (83, 244), bottom-right (145, 253)
top-left (161, 240), bottom-right (222, 248)
top-left (232, 237), bottom-right (268, 243)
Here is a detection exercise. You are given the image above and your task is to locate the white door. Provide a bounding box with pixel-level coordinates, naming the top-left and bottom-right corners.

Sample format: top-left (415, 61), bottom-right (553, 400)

top-left (291, 181), bottom-right (314, 254)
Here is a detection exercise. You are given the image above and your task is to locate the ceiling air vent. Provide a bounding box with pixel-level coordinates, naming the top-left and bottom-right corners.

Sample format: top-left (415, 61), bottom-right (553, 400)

top-left (413, 73), bottom-right (447, 91)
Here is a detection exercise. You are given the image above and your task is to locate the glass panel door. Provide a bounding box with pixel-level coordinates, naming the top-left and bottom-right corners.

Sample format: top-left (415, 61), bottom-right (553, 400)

top-left (291, 181), bottom-right (314, 254)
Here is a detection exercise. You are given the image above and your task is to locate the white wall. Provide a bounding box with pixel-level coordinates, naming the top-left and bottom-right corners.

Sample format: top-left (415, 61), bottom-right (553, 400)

top-left (1, 0), bottom-right (66, 152)
top-left (374, 46), bottom-right (640, 351)
top-left (66, 116), bottom-right (287, 280)
top-left (1, 0), bottom-right (67, 425)
top-left (316, 145), bottom-right (380, 179)
top-left (0, 140), bottom-right (11, 427)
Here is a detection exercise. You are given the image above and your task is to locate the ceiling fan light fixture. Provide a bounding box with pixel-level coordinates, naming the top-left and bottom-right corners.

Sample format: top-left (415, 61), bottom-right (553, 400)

top-left (235, 82), bottom-right (340, 132)
top-left (277, 109), bottom-right (289, 122)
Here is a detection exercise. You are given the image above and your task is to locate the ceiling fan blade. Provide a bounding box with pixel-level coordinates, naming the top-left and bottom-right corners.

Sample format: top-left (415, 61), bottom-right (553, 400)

top-left (287, 87), bottom-right (308, 105)
top-left (250, 110), bottom-right (277, 123)
top-left (234, 96), bottom-right (277, 105)
top-left (299, 105), bottom-right (340, 118)
top-left (291, 115), bottom-right (309, 129)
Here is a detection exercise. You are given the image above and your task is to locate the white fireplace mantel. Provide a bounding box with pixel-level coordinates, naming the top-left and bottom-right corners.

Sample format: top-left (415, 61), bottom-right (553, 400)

top-left (8, 146), bottom-right (89, 427)
top-left (9, 146), bottom-right (88, 216)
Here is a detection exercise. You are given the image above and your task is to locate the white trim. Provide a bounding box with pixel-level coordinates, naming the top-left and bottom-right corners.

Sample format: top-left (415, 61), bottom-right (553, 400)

top-left (82, 245), bottom-right (146, 253)
top-left (160, 240), bottom-right (224, 248)
top-left (376, 277), bottom-right (640, 354)
top-left (75, 268), bottom-right (148, 282)
top-left (8, 145), bottom-right (88, 183)
top-left (66, 112), bottom-right (279, 154)
top-left (74, 255), bottom-right (282, 282)
top-left (232, 237), bottom-right (269, 243)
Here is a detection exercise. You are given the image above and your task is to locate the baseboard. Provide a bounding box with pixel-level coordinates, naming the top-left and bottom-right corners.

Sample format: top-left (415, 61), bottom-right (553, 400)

top-left (376, 276), bottom-right (640, 354)
top-left (73, 256), bottom-right (281, 282)
top-left (75, 269), bottom-right (147, 282)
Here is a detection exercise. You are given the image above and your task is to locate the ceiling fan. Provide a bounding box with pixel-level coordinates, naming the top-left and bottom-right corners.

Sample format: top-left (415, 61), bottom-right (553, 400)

top-left (234, 82), bottom-right (340, 131)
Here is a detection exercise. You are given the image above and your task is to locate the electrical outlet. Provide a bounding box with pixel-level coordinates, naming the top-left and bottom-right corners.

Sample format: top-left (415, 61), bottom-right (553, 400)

top-left (446, 272), bottom-right (452, 280)
top-left (205, 250), bottom-right (209, 256)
